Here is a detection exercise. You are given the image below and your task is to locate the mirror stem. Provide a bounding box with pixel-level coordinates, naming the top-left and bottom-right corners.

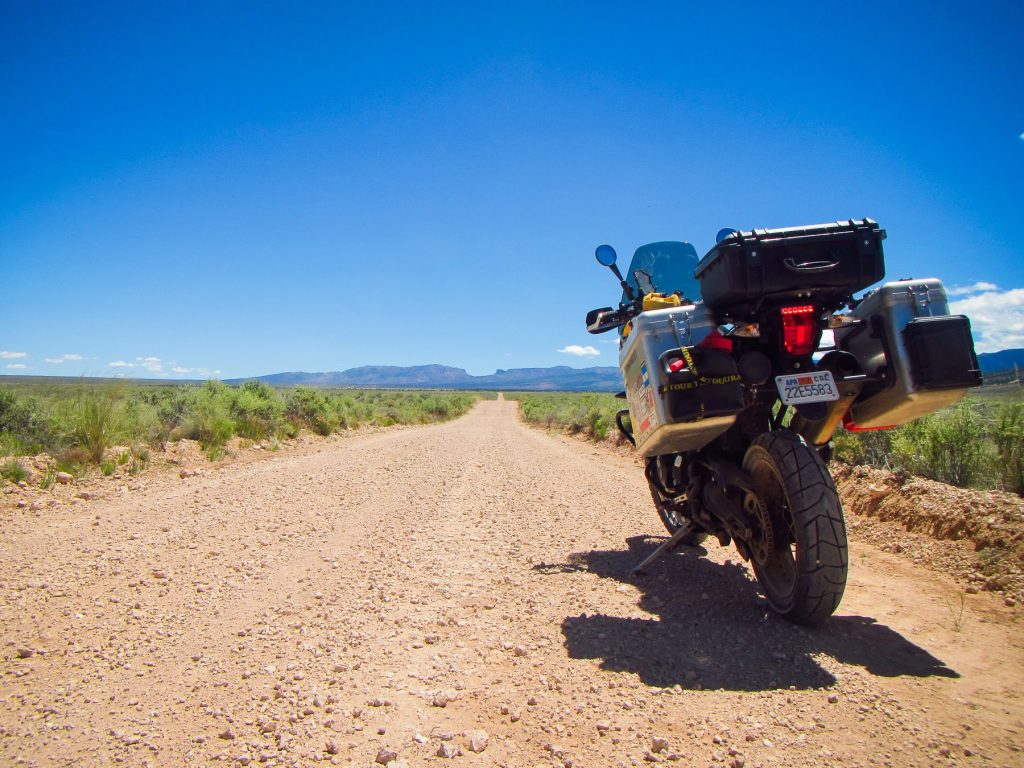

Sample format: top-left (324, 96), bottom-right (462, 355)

top-left (608, 264), bottom-right (636, 301)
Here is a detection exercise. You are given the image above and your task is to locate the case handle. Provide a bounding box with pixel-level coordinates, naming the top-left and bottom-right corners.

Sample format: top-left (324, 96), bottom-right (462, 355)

top-left (782, 256), bottom-right (840, 273)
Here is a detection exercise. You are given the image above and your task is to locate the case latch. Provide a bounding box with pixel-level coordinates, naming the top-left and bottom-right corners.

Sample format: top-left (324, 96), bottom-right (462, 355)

top-left (908, 283), bottom-right (932, 315)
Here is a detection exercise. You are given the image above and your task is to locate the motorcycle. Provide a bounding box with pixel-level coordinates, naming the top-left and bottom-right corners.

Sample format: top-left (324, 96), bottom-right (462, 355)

top-left (586, 220), bottom-right (982, 623)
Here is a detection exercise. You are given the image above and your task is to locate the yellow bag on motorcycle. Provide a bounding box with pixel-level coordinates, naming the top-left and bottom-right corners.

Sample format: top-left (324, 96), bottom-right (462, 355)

top-left (642, 292), bottom-right (682, 312)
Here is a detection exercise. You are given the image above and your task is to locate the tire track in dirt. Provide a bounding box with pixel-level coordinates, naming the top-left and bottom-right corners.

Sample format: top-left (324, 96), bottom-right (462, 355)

top-left (1, 399), bottom-right (1021, 767)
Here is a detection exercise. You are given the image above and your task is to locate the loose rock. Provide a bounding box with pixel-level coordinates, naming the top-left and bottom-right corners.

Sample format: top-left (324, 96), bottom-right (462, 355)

top-left (466, 730), bottom-right (488, 753)
top-left (437, 742), bottom-right (461, 758)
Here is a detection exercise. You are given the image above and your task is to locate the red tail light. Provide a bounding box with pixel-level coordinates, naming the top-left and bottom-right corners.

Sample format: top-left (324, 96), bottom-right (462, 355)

top-left (780, 304), bottom-right (817, 356)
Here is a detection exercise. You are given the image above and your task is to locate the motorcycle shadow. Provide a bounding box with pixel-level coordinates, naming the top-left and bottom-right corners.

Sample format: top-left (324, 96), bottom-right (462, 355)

top-left (539, 535), bottom-right (959, 691)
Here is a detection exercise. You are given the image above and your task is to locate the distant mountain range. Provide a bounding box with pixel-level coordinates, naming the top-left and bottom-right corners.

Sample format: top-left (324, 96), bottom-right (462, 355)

top-left (232, 365), bottom-right (623, 392)
top-left (232, 349), bottom-right (1024, 392)
top-left (977, 348), bottom-right (1024, 374)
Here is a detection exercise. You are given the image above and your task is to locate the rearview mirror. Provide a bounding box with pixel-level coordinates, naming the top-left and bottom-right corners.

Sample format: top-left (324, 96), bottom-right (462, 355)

top-left (595, 244), bottom-right (617, 266)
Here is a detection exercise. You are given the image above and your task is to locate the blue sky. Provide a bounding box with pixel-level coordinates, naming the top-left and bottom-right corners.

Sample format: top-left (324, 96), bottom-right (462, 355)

top-left (2, 1), bottom-right (1022, 379)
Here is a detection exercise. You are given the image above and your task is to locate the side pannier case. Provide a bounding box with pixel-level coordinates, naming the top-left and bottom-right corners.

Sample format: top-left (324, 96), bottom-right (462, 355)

top-left (835, 278), bottom-right (982, 429)
top-left (619, 304), bottom-right (744, 457)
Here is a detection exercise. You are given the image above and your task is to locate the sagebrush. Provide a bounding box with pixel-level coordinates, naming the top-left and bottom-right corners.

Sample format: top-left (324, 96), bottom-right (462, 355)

top-left (0, 380), bottom-right (480, 470)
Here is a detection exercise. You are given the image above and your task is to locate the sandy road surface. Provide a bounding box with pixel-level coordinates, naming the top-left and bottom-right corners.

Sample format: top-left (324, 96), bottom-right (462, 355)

top-left (1, 398), bottom-right (1022, 768)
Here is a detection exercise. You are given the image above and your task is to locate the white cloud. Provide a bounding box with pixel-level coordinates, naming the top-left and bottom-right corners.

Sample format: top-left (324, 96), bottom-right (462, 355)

top-left (6, 363), bottom-right (28, 369)
top-left (0, 351), bottom-right (27, 359)
top-left (44, 353), bottom-right (85, 364)
top-left (135, 356), bottom-right (163, 373)
top-left (101, 356), bottom-right (216, 377)
top-left (558, 344), bottom-right (601, 357)
top-left (947, 281), bottom-right (999, 296)
top-left (171, 365), bottom-right (219, 377)
top-left (949, 287), bottom-right (1024, 353)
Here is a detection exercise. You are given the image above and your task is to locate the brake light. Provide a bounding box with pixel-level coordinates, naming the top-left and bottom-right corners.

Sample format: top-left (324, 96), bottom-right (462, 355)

top-left (781, 304), bottom-right (817, 356)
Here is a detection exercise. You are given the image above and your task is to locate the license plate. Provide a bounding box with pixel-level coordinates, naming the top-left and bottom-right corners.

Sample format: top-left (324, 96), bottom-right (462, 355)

top-left (775, 370), bottom-right (840, 405)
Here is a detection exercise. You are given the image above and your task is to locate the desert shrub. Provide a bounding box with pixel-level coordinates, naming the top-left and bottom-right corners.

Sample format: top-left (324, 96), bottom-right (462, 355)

top-left (55, 447), bottom-right (90, 476)
top-left (66, 387), bottom-right (124, 463)
top-left (183, 382), bottom-right (235, 452)
top-left (993, 400), bottom-right (1024, 495)
top-left (831, 427), bottom-right (894, 467)
top-left (0, 387), bottom-right (57, 454)
top-left (285, 387), bottom-right (336, 435)
top-left (889, 401), bottom-right (986, 487)
top-left (129, 444), bottom-right (151, 474)
top-left (120, 398), bottom-right (163, 447)
top-left (138, 385), bottom-right (196, 439)
top-left (511, 392), bottom-right (621, 440)
top-left (230, 380), bottom-right (285, 439)
top-left (1, 457), bottom-right (29, 484)
top-left (333, 395), bottom-right (362, 429)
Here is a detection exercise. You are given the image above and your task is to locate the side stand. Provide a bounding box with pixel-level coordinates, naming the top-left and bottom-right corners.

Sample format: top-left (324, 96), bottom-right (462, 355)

top-left (631, 524), bottom-right (696, 576)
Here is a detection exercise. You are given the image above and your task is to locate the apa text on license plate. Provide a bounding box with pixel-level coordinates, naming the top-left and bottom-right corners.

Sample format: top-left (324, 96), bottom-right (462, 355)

top-left (774, 370), bottom-right (840, 406)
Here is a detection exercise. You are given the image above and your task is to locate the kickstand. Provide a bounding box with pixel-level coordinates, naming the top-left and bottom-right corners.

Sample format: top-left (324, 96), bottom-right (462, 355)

top-left (631, 525), bottom-right (695, 576)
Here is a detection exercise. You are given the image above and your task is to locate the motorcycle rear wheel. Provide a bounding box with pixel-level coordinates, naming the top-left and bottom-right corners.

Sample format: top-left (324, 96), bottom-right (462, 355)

top-left (742, 430), bottom-right (847, 624)
top-left (648, 482), bottom-right (708, 546)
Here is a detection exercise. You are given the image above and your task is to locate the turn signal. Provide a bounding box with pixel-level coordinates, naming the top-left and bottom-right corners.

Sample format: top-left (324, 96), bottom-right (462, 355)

top-left (781, 304), bottom-right (817, 356)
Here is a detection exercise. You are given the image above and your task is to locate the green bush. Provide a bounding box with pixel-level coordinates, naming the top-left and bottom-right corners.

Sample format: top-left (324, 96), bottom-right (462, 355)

top-left (285, 387), bottom-right (336, 435)
top-left (831, 428), bottom-right (894, 467)
top-left (230, 380), bottom-right (285, 439)
top-left (183, 382), bottom-right (235, 453)
top-left (511, 392), bottom-right (622, 441)
top-left (66, 388), bottom-right (124, 463)
top-left (120, 398), bottom-right (162, 447)
top-left (0, 387), bottom-right (57, 454)
top-left (889, 401), bottom-right (986, 487)
top-left (38, 468), bottom-right (56, 489)
top-left (994, 400), bottom-right (1024, 495)
top-left (129, 444), bottom-right (151, 474)
top-left (1, 458), bottom-right (29, 484)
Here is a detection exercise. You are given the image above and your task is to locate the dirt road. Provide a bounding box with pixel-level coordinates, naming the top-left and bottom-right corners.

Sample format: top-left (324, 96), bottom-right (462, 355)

top-left (2, 398), bottom-right (1022, 767)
